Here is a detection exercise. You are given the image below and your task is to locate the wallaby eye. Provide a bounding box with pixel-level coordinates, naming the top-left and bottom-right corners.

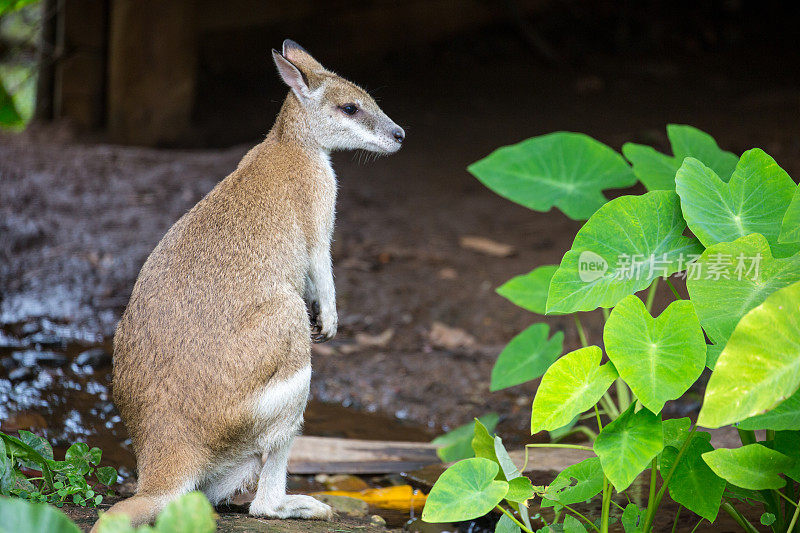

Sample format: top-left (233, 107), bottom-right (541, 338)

top-left (339, 104), bottom-right (358, 116)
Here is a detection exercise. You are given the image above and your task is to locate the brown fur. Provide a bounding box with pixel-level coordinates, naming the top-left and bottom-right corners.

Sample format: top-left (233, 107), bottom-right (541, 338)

top-left (92, 40), bottom-right (402, 531)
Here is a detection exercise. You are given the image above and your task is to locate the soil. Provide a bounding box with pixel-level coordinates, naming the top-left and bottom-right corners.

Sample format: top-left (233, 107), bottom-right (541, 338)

top-left (1, 37), bottom-right (798, 532)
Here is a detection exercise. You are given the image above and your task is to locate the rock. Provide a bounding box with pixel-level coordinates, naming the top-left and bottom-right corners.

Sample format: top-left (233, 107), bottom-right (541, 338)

top-left (369, 514), bottom-right (387, 527)
top-left (323, 474), bottom-right (371, 492)
top-left (428, 322), bottom-right (476, 351)
top-left (311, 494), bottom-right (369, 517)
top-left (458, 235), bottom-right (516, 257)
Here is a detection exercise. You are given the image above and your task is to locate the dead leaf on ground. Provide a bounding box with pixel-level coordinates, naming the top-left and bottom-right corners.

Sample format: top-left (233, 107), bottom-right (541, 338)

top-left (355, 328), bottom-right (394, 348)
top-left (312, 485), bottom-right (427, 512)
top-left (459, 235), bottom-right (516, 257)
top-left (429, 321), bottom-right (476, 350)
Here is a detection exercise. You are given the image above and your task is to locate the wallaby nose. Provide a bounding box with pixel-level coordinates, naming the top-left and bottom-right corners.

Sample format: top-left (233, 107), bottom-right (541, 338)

top-left (392, 127), bottom-right (405, 144)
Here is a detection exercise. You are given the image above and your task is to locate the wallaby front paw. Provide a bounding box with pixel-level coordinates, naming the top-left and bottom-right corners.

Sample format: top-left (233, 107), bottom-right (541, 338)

top-left (250, 494), bottom-right (333, 520)
top-left (309, 301), bottom-right (337, 343)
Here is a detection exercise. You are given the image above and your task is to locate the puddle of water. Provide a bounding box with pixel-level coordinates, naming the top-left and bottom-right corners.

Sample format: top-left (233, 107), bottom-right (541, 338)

top-left (0, 317), bottom-right (434, 478)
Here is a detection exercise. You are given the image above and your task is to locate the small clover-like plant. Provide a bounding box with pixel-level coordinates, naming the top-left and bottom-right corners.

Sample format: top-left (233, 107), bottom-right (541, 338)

top-left (0, 430), bottom-right (118, 508)
top-left (425, 125), bottom-right (800, 533)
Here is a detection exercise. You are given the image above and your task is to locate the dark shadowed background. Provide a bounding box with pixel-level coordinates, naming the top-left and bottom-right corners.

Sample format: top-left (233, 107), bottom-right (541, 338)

top-left (1, 0), bottom-right (799, 476)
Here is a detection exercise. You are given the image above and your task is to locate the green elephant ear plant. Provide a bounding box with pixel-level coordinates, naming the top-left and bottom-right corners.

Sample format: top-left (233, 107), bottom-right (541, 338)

top-left (421, 125), bottom-right (800, 533)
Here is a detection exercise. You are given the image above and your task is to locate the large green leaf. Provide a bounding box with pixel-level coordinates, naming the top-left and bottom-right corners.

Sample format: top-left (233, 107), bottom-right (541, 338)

top-left (562, 514), bottom-right (588, 533)
top-left (495, 514), bottom-right (521, 533)
top-left (531, 346), bottom-right (618, 433)
top-left (702, 445), bottom-right (794, 490)
top-left (780, 184), bottom-right (800, 243)
top-left (698, 280), bottom-right (800, 427)
top-left (675, 149), bottom-right (798, 256)
top-left (0, 76), bottom-right (24, 128)
top-left (774, 432), bottom-right (800, 482)
top-left (494, 437), bottom-right (522, 481)
top-left (468, 132), bottom-right (637, 221)
top-left (18, 431), bottom-right (54, 461)
top-left (604, 296), bottom-right (706, 413)
top-left (546, 190), bottom-right (703, 314)
top-left (422, 458), bottom-right (510, 523)
top-left (660, 435), bottom-right (725, 521)
top-left (542, 457), bottom-right (604, 506)
top-left (0, 433), bottom-right (54, 488)
top-left (687, 234), bottom-right (800, 346)
top-left (155, 491), bottom-right (216, 533)
top-left (662, 417), bottom-right (692, 449)
top-left (505, 476), bottom-right (535, 503)
top-left (491, 323), bottom-right (564, 391)
top-left (594, 404), bottom-right (663, 491)
top-left (621, 503), bottom-right (645, 533)
top-left (622, 124), bottom-right (738, 191)
top-left (497, 265), bottom-right (557, 314)
top-left (0, 498), bottom-right (81, 533)
top-left (433, 413), bottom-right (499, 462)
top-left (738, 389), bottom-right (800, 431)
top-left (472, 419), bottom-right (498, 465)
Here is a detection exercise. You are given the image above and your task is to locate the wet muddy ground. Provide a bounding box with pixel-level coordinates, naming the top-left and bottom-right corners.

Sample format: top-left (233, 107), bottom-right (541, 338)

top-left (0, 39), bottom-right (797, 531)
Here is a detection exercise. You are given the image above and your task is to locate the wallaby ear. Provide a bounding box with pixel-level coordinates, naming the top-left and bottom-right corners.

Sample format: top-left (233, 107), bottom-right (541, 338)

top-left (272, 49), bottom-right (310, 99)
top-left (282, 39), bottom-right (325, 73)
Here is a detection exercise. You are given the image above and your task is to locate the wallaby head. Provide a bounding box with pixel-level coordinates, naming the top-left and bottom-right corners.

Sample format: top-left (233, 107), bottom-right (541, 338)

top-left (271, 39), bottom-right (405, 154)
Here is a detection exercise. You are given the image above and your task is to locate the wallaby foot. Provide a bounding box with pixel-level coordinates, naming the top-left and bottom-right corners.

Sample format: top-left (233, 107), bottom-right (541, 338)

top-left (249, 438), bottom-right (333, 520)
top-left (250, 494), bottom-right (333, 519)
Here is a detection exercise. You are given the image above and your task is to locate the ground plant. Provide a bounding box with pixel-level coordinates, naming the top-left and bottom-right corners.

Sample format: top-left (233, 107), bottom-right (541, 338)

top-left (0, 430), bottom-right (117, 507)
top-left (421, 125), bottom-right (800, 532)
top-left (0, 491), bottom-right (216, 533)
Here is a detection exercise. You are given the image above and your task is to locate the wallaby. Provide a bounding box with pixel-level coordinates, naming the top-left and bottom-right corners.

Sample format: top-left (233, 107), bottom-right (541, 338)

top-left (92, 40), bottom-right (404, 531)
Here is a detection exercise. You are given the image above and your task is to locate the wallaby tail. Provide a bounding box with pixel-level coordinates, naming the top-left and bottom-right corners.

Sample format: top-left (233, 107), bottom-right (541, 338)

top-left (89, 493), bottom-right (169, 533)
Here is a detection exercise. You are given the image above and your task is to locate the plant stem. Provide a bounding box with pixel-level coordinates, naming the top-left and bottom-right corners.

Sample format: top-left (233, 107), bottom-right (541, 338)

top-left (776, 489), bottom-right (799, 508)
top-left (646, 278), bottom-right (659, 312)
top-left (737, 428), bottom-right (757, 446)
top-left (689, 518), bottom-right (705, 533)
top-left (671, 505), bottom-right (682, 533)
top-left (562, 504), bottom-right (601, 532)
top-left (521, 446), bottom-right (530, 472)
top-left (595, 405), bottom-right (603, 431)
top-left (600, 393), bottom-right (620, 419)
top-left (601, 307), bottom-right (610, 321)
top-left (645, 457), bottom-right (657, 528)
top-left (601, 476), bottom-right (612, 533)
top-left (721, 502), bottom-right (760, 533)
top-left (787, 497), bottom-right (800, 533)
top-left (574, 314), bottom-right (589, 347)
top-left (615, 379), bottom-right (631, 412)
top-left (665, 278), bottom-right (682, 300)
top-left (564, 426), bottom-right (598, 441)
top-left (496, 505), bottom-right (534, 533)
top-left (525, 443), bottom-right (595, 452)
top-left (610, 498), bottom-right (625, 511)
top-left (642, 424), bottom-right (697, 532)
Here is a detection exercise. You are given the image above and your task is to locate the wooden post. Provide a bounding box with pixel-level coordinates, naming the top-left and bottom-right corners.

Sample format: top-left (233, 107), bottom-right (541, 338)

top-left (52, 0), bottom-right (107, 129)
top-left (107, 0), bottom-right (197, 145)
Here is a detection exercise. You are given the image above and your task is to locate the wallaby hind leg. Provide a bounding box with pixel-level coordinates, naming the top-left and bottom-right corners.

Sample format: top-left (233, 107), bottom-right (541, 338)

top-left (90, 442), bottom-right (201, 532)
top-left (89, 493), bottom-right (168, 533)
top-left (249, 438), bottom-right (332, 519)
